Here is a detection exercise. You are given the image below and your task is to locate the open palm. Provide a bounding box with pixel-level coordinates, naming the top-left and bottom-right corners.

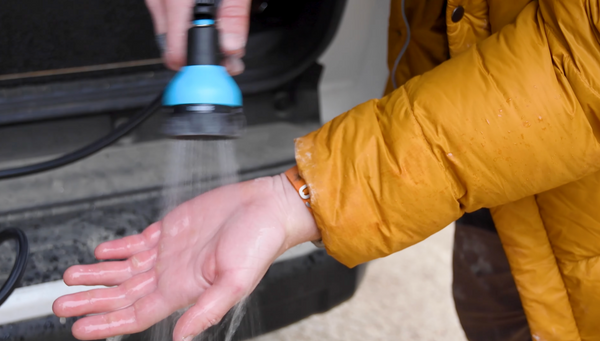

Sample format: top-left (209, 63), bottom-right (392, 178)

top-left (53, 176), bottom-right (318, 341)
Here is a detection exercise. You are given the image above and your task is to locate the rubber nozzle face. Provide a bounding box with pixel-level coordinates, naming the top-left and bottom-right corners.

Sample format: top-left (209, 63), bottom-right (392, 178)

top-left (163, 105), bottom-right (245, 140)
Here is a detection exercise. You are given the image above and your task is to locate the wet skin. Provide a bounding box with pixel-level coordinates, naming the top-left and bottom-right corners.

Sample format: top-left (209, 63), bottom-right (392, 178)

top-left (53, 174), bottom-right (319, 341)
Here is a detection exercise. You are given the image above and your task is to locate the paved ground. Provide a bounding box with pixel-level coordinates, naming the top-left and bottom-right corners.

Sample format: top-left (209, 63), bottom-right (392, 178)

top-left (252, 224), bottom-right (467, 341)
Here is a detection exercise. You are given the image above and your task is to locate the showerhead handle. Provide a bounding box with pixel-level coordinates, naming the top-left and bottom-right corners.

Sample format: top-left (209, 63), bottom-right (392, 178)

top-left (194, 0), bottom-right (217, 19)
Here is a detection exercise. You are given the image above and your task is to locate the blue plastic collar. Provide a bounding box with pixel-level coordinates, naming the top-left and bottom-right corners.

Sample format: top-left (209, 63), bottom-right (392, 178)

top-left (193, 19), bottom-right (215, 26)
top-left (163, 65), bottom-right (242, 107)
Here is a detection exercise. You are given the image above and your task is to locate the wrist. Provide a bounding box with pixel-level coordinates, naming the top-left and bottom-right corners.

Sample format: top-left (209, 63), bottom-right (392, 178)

top-left (273, 173), bottom-right (320, 248)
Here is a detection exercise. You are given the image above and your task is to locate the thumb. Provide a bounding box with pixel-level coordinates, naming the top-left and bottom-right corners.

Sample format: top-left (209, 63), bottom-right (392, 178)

top-left (173, 274), bottom-right (251, 341)
top-left (217, 0), bottom-right (251, 57)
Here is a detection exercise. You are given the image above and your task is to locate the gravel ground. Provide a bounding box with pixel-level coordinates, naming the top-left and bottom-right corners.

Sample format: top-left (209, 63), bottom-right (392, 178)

top-left (252, 224), bottom-right (467, 341)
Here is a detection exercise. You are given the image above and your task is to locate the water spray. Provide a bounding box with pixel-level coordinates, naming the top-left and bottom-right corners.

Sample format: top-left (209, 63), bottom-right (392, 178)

top-left (0, 0), bottom-right (242, 307)
top-left (162, 0), bottom-right (245, 140)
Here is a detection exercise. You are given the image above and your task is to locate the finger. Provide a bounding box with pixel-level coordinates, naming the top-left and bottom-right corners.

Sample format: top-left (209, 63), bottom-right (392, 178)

top-left (165, 0), bottom-right (195, 70)
top-left (65, 248), bottom-right (157, 286)
top-left (53, 270), bottom-right (157, 317)
top-left (95, 222), bottom-right (161, 260)
top-left (145, 0), bottom-right (168, 34)
top-left (145, 0), bottom-right (169, 54)
top-left (224, 56), bottom-right (245, 76)
top-left (70, 291), bottom-right (171, 341)
top-left (218, 0), bottom-right (251, 57)
top-left (173, 273), bottom-right (251, 341)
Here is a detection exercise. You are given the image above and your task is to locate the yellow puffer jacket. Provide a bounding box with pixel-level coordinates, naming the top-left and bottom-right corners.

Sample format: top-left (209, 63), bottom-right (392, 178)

top-left (295, 0), bottom-right (600, 339)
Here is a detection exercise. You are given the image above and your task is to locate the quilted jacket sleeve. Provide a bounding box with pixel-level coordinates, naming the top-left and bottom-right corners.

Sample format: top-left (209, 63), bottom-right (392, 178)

top-left (295, 1), bottom-right (600, 267)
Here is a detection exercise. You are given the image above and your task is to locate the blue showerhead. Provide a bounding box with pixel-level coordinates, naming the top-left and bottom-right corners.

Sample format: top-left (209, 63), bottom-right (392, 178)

top-left (162, 0), bottom-right (245, 140)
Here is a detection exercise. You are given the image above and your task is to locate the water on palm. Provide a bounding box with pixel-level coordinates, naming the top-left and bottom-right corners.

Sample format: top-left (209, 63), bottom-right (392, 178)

top-left (148, 139), bottom-right (255, 341)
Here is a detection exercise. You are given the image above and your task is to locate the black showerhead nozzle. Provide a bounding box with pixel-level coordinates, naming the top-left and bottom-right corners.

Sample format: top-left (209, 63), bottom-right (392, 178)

top-left (162, 104), bottom-right (245, 140)
top-left (194, 0), bottom-right (217, 20)
top-left (162, 0), bottom-right (245, 140)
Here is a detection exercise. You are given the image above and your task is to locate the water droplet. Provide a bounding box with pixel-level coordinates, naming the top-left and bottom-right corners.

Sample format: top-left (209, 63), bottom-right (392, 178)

top-left (523, 121), bottom-right (531, 127)
top-left (486, 119), bottom-right (491, 125)
top-left (538, 116), bottom-right (543, 121)
top-left (499, 109), bottom-right (503, 113)
top-left (508, 130), bottom-right (512, 133)
top-left (498, 114), bottom-right (502, 118)
top-left (447, 153), bottom-right (454, 157)
top-left (534, 85), bottom-right (538, 89)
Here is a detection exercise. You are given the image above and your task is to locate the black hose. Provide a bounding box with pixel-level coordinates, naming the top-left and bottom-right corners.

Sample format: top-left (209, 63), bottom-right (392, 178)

top-left (0, 228), bottom-right (29, 307)
top-left (0, 92), bottom-right (164, 180)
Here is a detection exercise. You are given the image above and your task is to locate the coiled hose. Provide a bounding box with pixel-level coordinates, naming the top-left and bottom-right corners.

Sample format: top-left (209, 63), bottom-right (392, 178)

top-left (0, 92), bottom-right (163, 180)
top-left (0, 93), bottom-right (163, 306)
top-left (0, 228), bottom-right (29, 307)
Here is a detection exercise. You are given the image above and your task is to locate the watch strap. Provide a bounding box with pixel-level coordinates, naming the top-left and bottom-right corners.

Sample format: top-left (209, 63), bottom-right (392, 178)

top-left (284, 166), bottom-right (324, 248)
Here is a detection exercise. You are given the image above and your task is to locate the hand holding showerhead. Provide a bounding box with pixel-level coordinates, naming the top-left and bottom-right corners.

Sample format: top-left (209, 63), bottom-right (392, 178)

top-left (146, 0), bottom-right (250, 74)
top-left (162, 0), bottom-right (246, 140)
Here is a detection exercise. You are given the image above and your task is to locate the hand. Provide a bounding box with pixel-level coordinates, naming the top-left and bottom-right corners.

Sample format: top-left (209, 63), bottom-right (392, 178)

top-left (53, 174), bottom-right (319, 341)
top-left (146, 0), bottom-right (251, 74)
